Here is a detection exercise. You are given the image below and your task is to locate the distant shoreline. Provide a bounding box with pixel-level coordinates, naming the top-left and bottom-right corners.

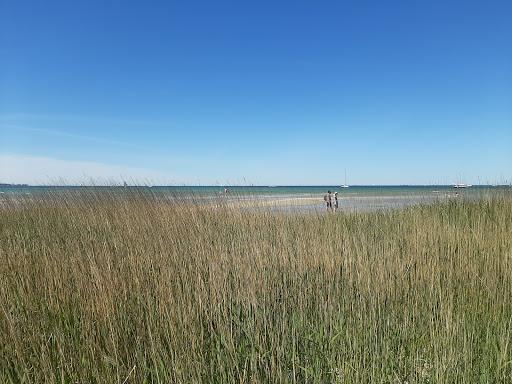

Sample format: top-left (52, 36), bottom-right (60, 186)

top-left (0, 184), bottom-right (506, 188)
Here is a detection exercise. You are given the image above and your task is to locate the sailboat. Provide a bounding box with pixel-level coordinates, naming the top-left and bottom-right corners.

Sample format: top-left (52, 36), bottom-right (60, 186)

top-left (341, 169), bottom-right (349, 188)
top-left (453, 176), bottom-right (471, 188)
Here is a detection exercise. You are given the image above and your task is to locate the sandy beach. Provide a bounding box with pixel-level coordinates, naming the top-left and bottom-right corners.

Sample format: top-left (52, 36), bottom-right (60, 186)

top-left (221, 190), bottom-right (473, 213)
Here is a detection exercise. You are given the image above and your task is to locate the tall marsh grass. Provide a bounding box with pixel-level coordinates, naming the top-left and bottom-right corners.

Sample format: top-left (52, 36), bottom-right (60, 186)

top-left (1, 190), bottom-right (512, 383)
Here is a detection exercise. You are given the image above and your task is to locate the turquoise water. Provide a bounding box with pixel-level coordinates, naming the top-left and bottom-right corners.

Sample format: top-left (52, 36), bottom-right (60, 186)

top-left (1, 185), bottom-right (508, 212)
top-left (0, 184), bottom-right (503, 197)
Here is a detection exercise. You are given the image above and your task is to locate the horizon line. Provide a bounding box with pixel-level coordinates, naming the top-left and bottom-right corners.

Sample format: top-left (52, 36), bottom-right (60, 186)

top-left (1, 183), bottom-right (509, 188)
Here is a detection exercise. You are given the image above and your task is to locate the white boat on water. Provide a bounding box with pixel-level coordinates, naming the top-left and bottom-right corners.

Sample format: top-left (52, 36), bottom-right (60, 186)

top-left (453, 183), bottom-right (472, 188)
top-left (341, 169), bottom-right (350, 188)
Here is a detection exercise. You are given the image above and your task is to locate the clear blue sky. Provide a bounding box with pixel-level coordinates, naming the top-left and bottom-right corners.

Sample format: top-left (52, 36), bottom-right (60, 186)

top-left (1, 0), bottom-right (511, 185)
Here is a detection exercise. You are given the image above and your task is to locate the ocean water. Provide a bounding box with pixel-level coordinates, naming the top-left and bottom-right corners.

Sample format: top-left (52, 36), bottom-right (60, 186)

top-left (0, 185), bottom-right (505, 212)
top-left (0, 184), bottom-right (501, 196)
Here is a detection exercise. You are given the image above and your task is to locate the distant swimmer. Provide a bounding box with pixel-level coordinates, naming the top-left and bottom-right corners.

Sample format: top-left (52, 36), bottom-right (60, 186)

top-left (323, 190), bottom-right (332, 211)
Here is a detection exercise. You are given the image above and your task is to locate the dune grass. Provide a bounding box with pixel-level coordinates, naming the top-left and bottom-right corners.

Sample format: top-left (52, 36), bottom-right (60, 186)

top-left (1, 190), bottom-right (512, 383)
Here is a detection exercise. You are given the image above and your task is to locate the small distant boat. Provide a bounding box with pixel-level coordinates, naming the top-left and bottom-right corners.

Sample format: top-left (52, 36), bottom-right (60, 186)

top-left (341, 169), bottom-right (350, 188)
top-left (453, 183), bottom-right (472, 188)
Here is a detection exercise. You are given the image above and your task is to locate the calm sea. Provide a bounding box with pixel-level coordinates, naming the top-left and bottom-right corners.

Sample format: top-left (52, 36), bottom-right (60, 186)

top-left (2, 185), bottom-right (508, 212)
top-left (0, 184), bottom-right (501, 197)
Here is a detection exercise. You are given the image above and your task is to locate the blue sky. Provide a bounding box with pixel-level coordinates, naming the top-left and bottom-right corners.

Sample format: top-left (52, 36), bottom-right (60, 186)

top-left (1, 0), bottom-right (511, 185)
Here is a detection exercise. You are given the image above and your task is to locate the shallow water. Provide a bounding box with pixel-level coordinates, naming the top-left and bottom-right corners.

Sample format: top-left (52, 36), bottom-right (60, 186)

top-left (1, 185), bottom-right (506, 212)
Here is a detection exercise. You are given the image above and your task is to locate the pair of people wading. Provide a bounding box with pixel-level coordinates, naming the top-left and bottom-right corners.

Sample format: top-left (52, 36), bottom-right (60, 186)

top-left (323, 190), bottom-right (339, 212)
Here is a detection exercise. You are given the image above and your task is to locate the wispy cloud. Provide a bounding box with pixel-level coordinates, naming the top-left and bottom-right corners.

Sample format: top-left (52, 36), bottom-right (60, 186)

top-left (0, 123), bottom-right (147, 149)
top-left (0, 113), bottom-right (172, 128)
top-left (0, 154), bottom-right (176, 185)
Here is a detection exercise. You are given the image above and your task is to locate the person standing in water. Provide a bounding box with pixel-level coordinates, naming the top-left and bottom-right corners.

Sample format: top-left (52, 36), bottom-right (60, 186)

top-left (323, 190), bottom-right (332, 211)
top-left (333, 191), bottom-right (339, 212)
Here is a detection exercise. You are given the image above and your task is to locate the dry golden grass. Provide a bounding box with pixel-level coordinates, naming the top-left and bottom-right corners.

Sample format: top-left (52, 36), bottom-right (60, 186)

top-left (1, 190), bottom-right (512, 383)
